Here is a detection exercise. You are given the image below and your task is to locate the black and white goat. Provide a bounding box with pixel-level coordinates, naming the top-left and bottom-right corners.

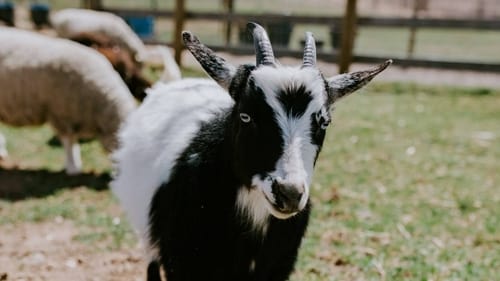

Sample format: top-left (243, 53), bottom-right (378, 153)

top-left (111, 22), bottom-right (391, 281)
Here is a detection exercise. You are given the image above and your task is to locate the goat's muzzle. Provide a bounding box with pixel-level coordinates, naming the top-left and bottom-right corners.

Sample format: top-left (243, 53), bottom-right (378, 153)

top-left (271, 180), bottom-right (305, 214)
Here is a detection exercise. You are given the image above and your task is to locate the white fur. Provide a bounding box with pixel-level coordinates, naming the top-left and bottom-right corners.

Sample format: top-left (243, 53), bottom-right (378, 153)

top-left (237, 181), bottom-right (272, 234)
top-left (111, 78), bottom-right (234, 257)
top-left (237, 66), bottom-right (327, 221)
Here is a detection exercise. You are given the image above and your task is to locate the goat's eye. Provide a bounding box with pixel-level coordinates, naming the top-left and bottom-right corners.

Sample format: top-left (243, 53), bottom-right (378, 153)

top-left (315, 111), bottom-right (330, 130)
top-left (239, 113), bottom-right (252, 123)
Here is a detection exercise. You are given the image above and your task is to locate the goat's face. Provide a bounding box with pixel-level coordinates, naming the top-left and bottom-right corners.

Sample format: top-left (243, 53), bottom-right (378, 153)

top-left (183, 23), bottom-right (391, 219)
top-left (229, 65), bottom-right (329, 217)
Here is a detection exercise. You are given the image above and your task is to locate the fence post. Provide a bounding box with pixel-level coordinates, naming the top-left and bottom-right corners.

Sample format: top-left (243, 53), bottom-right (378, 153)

top-left (173, 0), bottom-right (186, 66)
top-left (223, 0), bottom-right (234, 46)
top-left (407, 0), bottom-right (423, 58)
top-left (81, 0), bottom-right (102, 9)
top-left (338, 0), bottom-right (357, 73)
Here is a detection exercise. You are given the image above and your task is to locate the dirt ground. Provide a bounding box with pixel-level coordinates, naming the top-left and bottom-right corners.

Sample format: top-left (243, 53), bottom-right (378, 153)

top-left (0, 220), bottom-right (145, 281)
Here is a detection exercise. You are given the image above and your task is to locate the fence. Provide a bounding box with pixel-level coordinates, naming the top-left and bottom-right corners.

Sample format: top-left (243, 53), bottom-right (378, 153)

top-left (85, 0), bottom-right (500, 72)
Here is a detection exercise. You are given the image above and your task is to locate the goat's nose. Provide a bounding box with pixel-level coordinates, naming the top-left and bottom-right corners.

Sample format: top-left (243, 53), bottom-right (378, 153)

top-left (272, 181), bottom-right (304, 213)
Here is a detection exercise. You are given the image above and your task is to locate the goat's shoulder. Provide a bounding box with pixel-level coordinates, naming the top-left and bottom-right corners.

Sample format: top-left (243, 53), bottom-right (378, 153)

top-left (114, 78), bottom-right (234, 191)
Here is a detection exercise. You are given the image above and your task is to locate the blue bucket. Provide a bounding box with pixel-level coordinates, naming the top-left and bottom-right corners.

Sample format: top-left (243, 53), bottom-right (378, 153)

top-left (0, 2), bottom-right (14, 9)
top-left (124, 15), bottom-right (155, 39)
top-left (30, 3), bottom-right (50, 12)
top-left (0, 1), bottom-right (14, 26)
top-left (30, 3), bottom-right (50, 29)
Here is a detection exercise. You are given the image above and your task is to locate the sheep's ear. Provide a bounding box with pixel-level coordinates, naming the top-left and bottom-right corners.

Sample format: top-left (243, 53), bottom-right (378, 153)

top-left (182, 31), bottom-right (236, 90)
top-left (327, 60), bottom-right (392, 103)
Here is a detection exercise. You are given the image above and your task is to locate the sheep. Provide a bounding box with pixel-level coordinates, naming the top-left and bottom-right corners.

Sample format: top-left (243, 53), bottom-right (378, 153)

top-left (68, 32), bottom-right (152, 101)
top-left (50, 8), bottom-right (147, 61)
top-left (51, 8), bottom-right (182, 93)
top-left (68, 32), bottom-right (182, 101)
top-left (111, 22), bottom-right (391, 281)
top-left (0, 27), bottom-right (136, 175)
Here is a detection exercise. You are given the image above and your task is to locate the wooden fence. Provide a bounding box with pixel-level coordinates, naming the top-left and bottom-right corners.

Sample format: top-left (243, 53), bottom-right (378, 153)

top-left (89, 1), bottom-right (500, 72)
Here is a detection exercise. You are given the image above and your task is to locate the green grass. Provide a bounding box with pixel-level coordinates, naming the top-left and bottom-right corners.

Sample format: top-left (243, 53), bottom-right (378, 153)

top-left (0, 82), bottom-right (499, 280)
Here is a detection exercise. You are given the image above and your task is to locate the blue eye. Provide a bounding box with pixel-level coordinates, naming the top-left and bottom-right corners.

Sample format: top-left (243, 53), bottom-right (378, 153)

top-left (240, 113), bottom-right (252, 123)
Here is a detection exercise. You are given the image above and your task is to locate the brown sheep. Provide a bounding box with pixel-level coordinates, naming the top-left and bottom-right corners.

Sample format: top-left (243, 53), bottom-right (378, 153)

top-left (69, 32), bottom-right (151, 101)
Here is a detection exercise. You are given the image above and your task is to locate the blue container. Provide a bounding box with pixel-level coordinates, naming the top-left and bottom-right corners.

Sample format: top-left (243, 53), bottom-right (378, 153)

top-left (30, 3), bottom-right (50, 29)
top-left (124, 15), bottom-right (155, 39)
top-left (30, 3), bottom-right (50, 11)
top-left (0, 2), bottom-right (14, 8)
top-left (0, 2), bottom-right (14, 26)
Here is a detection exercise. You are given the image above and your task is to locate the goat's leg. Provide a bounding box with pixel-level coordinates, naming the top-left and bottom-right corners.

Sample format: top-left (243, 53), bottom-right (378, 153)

top-left (0, 132), bottom-right (8, 160)
top-left (61, 136), bottom-right (82, 175)
top-left (147, 260), bottom-right (162, 281)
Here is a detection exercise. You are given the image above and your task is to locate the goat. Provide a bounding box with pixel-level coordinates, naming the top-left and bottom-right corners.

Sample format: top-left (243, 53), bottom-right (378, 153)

top-left (111, 22), bottom-right (391, 281)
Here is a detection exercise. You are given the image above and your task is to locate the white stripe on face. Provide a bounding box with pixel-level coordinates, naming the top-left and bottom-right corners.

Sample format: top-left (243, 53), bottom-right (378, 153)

top-left (253, 66), bottom-right (327, 192)
top-left (236, 66), bottom-right (327, 226)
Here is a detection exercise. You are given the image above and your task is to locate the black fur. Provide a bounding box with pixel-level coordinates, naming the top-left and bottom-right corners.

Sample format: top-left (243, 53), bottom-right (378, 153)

top-left (148, 87), bottom-right (312, 280)
top-left (147, 261), bottom-right (162, 281)
top-left (277, 84), bottom-right (312, 118)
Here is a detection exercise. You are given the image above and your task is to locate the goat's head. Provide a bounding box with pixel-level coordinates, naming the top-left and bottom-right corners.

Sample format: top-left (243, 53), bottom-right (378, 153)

top-left (183, 23), bottom-right (391, 219)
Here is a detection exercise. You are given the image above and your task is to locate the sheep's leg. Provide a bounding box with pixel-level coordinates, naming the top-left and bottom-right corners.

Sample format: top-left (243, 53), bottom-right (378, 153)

top-left (147, 260), bottom-right (162, 281)
top-left (61, 136), bottom-right (82, 175)
top-left (0, 132), bottom-right (8, 160)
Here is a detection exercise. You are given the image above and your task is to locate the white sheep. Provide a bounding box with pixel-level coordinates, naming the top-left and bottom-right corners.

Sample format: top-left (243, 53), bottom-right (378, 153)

top-left (50, 8), bottom-right (147, 59)
top-left (0, 27), bottom-right (136, 174)
top-left (50, 8), bottom-right (182, 84)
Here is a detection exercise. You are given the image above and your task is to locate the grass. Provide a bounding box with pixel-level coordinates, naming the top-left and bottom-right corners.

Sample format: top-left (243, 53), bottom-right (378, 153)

top-left (296, 84), bottom-right (500, 280)
top-left (0, 82), bottom-right (499, 280)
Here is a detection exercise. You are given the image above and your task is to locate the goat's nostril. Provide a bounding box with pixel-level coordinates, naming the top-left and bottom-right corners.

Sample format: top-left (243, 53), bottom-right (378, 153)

top-left (295, 190), bottom-right (304, 201)
top-left (272, 181), bottom-right (304, 211)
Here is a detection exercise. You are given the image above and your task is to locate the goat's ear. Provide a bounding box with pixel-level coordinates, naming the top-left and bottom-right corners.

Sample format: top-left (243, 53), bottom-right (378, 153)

top-left (182, 31), bottom-right (236, 90)
top-left (327, 60), bottom-right (392, 103)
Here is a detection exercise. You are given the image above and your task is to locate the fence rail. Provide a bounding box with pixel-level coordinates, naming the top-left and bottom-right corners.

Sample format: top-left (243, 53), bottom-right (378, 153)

top-left (103, 7), bottom-right (500, 72)
top-left (105, 8), bottom-right (500, 29)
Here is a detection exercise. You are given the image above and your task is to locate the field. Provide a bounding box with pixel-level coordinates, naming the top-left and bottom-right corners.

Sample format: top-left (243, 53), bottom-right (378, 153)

top-left (3, 1), bottom-right (500, 279)
top-left (1, 80), bottom-right (498, 280)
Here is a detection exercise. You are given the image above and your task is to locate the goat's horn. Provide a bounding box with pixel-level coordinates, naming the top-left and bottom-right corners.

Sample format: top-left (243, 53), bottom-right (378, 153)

top-left (301, 32), bottom-right (316, 68)
top-left (247, 22), bottom-right (275, 67)
top-left (182, 31), bottom-right (236, 89)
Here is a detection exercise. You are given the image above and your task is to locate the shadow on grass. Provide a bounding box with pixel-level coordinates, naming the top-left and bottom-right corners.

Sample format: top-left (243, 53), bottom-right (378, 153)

top-left (0, 167), bottom-right (111, 201)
